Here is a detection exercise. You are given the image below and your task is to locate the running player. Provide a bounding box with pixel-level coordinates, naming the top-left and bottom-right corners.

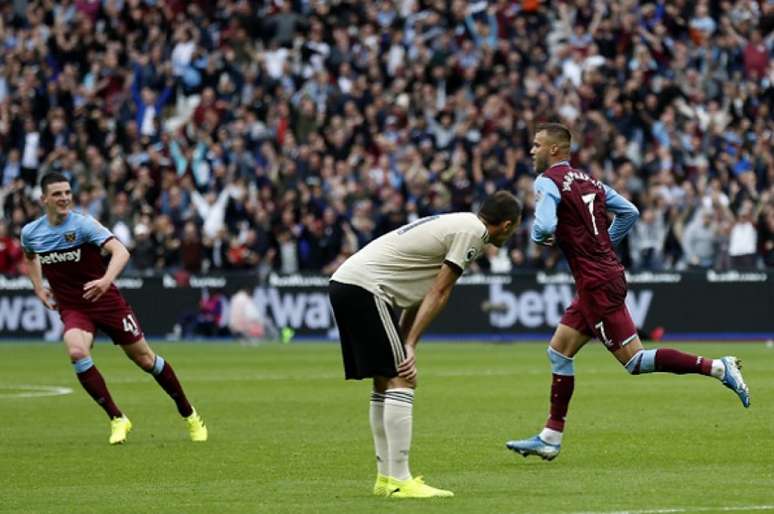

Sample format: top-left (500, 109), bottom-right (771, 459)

top-left (21, 172), bottom-right (207, 445)
top-left (329, 191), bottom-right (522, 498)
top-left (506, 123), bottom-right (750, 461)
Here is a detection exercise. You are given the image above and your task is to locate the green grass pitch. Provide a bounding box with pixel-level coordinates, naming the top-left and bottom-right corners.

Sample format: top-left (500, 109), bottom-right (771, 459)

top-left (0, 341), bottom-right (772, 514)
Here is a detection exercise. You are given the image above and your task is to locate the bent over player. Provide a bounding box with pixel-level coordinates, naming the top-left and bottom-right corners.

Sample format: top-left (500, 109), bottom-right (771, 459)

top-left (329, 191), bottom-right (522, 498)
top-left (21, 173), bottom-right (207, 444)
top-left (506, 123), bottom-right (749, 461)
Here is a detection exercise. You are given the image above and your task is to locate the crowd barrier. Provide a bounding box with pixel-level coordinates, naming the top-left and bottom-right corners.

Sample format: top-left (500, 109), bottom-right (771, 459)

top-left (1, 271), bottom-right (772, 341)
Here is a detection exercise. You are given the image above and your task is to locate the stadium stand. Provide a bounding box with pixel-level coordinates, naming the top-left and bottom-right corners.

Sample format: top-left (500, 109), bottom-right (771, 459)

top-left (0, 0), bottom-right (772, 278)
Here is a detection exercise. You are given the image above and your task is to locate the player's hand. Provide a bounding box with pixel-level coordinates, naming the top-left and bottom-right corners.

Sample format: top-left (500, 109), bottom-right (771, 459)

top-left (539, 235), bottom-right (556, 247)
top-left (83, 278), bottom-right (111, 302)
top-left (35, 288), bottom-right (56, 310)
top-left (398, 344), bottom-right (417, 383)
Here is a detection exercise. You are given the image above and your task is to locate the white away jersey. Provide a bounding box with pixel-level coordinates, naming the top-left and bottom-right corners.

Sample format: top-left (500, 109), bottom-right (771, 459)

top-left (331, 212), bottom-right (488, 308)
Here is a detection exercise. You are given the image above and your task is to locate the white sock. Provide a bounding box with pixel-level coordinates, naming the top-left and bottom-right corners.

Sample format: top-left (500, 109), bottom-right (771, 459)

top-left (539, 427), bottom-right (563, 445)
top-left (383, 388), bottom-right (414, 481)
top-left (710, 359), bottom-right (725, 379)
top-left (369, 392), bottom-right (388, 476)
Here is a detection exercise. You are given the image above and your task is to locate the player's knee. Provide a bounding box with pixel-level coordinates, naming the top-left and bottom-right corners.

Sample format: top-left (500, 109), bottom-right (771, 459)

top-left (400, 375), bottom-right (417, 390)
top-left (68, 347), bottom-right (90, 362)
top-left (624, 349), bottom-right (656, 375)
top-left (547, 346), bottom-right (575, 376)
top-left (384, 375), bottom-right (416, 390)
top-left (131, 351), bottom-right (156, 371)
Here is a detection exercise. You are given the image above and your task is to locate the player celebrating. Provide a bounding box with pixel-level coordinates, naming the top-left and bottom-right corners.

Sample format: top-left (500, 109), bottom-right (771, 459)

top-left (21, 173), bottom-right (207, 445)
top-left (329, 191), bottom-right (522, 498)
top-left (506, 123), bottom-right (750, 461)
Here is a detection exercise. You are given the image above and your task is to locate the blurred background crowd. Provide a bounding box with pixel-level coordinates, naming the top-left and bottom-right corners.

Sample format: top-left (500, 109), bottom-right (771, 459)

top-left (0, 0), bottom-right (772, 279)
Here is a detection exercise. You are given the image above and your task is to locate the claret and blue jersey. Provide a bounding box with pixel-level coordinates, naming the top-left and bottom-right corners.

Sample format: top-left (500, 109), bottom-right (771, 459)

top-left (531, 161), bottom-right (640, 290)
top-left (21, 211), bottom-right (117, 308)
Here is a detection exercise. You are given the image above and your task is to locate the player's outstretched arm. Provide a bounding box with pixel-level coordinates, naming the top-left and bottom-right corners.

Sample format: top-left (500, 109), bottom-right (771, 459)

top-left (531, 176), bottom-right (560, 246)
top-left (604, 185), bottom-right (640, 246)
top-left (22, 251), bottom-right (56, 310)
top-left (83, 238), bottom-right (130, 302)
top-left (397, 263), bottom-right (462, 381)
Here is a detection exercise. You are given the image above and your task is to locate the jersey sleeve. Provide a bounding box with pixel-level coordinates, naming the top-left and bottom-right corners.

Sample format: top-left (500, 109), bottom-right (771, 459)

top-left (81, 216), bottom-right (114, 247)
top-left (604, 185), bottom-right (640, 246)
top-left (20, 225), bottom-right (34, 255)
top-left (444, 230), bottom-right (484, 273)
top-left (531, 176), bottom-right (561, 244)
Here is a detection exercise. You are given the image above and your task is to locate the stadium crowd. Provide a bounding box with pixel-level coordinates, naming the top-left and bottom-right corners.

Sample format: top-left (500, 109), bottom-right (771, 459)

top-left (0, 0), bottom-right (773, 278)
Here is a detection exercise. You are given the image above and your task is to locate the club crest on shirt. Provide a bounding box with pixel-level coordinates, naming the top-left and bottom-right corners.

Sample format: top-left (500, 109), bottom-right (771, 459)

top-left (64, 231), bottom-right (76, 242)
top-left (465, 247), bottom-right (479, 262)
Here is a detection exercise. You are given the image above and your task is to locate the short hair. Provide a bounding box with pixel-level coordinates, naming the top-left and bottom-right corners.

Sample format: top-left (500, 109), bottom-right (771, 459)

top-left (535, 122), bottom-right (572, 147)
top-left (41, 172), bottom-right (70, 194)
top-left (478, 191), bottom-right (522, 225)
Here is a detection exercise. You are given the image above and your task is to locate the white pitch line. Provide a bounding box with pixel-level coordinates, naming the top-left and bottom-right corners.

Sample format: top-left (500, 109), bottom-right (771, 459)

top-left (569, 505), bottom-right (774, 514)
top-left (0, 384), bottom-right (73, 398)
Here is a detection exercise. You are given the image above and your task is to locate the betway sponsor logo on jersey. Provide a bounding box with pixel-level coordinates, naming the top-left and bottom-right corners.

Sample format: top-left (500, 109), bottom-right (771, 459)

top-left (39, 248), bottom-right (81, 265)
top-left (561, 171), bottom-right (602, 192)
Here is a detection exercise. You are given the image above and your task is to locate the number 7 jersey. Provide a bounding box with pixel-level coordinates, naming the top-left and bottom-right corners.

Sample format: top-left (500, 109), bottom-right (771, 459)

top-left (534, 162), bottom-right (636, 291)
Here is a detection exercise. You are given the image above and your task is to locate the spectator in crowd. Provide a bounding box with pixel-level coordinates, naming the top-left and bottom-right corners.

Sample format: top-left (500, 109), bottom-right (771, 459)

top-left (681, 209), bottom-right (717, 269)
top-left (481, 245), bottom-right (514, 273)
top-left (760, 197), bottom-right (774, 267)
top-left (0, 0), bottom-right (771, 278)
top-left (130, 223), bottom-right (156, 273)
top-left (182, 288), bottom-right (229, 338)
top-left (0, 220), bottom-right (23, 275)
top-left (180, 221), bottom-right (205, 273)
top-left (728, 202), bottom-right (759, 269)
top-left (1, 149), bottom-right (21, 188)
top-left (630, 207), bottom-right (668, 271)
top-left (228, 287), bottom-right (280, 345)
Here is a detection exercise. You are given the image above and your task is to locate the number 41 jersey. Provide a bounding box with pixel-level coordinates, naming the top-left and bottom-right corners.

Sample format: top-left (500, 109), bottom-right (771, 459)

top-left (21, 211), bottom-right (122, 309)
top-left (542, 163), bottom-right (624, 291)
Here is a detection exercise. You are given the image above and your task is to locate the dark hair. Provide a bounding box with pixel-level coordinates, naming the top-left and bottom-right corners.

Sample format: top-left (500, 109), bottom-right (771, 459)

top-left (478, 191), bottom-right (522, 225)
top-left (535, 122), bottom-right (572, 147)
top-left (40, 172), bottom-right (70, 193)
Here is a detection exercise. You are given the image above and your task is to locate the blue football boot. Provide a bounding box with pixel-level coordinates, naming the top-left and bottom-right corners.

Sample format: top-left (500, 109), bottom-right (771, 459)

top-left (720, 356), bottom-right (750, 408)
top-left (506, 435), bottom-right (560, 461)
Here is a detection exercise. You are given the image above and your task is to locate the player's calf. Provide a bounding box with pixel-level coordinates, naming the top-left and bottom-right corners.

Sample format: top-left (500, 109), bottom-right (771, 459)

top-left (623, 349), bottom-right (750, 407)
top-left (506, 346), bottom-right (573, 459)
top-left (140, 353), bottom-right (209, 439)
top-left (141, 354), bottom-right (194, 417)
top-left (73, 356), bottom-right (124, 420)
top-left (624, 348), bottom-right (719, 376)
top-left (544, 347), bottom-right (574, 434)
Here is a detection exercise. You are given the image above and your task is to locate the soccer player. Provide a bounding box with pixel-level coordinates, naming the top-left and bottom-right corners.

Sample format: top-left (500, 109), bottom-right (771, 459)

top-left (329, 191), bottom-right (522, 498)
top-left (506, 123), bottom-right (750, 461)
top-left (21, 172), bottom-right (207, 445)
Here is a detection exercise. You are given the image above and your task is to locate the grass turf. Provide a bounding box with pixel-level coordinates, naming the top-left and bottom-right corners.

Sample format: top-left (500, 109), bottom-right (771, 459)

top-left (0, 341), bottom-right (771, 514)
